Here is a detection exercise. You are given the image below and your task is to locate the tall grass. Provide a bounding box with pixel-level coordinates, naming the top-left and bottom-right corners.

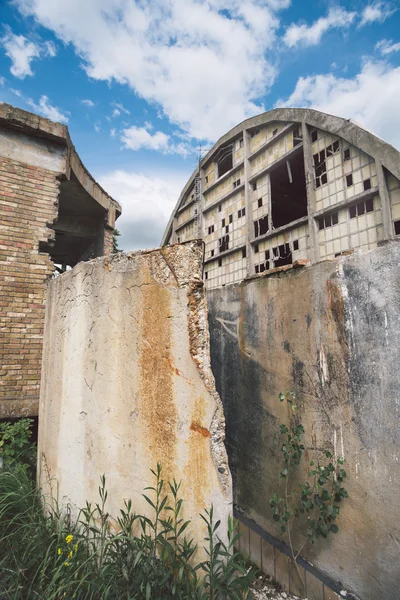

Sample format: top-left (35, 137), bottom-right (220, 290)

top-left (0, 464), bottom-right (256, 599)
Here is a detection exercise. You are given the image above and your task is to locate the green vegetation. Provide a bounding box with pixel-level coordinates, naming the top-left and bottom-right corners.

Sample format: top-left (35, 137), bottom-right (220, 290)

top-left (0, 420), bottom-right (256, 599)
top-left (269, 392), bottom-right (348, 590)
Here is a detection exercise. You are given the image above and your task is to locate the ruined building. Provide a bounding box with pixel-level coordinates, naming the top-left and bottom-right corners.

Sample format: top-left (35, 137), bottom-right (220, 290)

top-left (0, 104), bottom-right (121, 419)
top-left (162, 108), bottom-right (400, 288)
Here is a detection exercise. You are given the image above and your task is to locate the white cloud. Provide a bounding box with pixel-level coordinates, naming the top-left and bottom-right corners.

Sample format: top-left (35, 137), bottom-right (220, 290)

top-left (278, 60), bottom-right (400, 149)
top-left (98, 170), bottom-right (187, 250)
top-left (376, 39), bottom-right (400, 55)
top-left (0, 76), bottom-right (5, 86)
top-left (110, 128), bottom-right (116, 137)
top-left (81, 98), bottom-right (95, 107)
top-left (360, 3), bottom-right (393, 26)
top-left (112, 108), bottom-right (121, 118)
top-left (283, 7), bottom-right (356, 48)
top-left (94, 122), bottom-right (101, 132)
top-left (13, 0), bottom-right (290, 140)
top-left (27, 94), bottom-right (69, 122)
top-left (1, 28), bottom-right (57, 78)
top-left (121, 123), bottom-right (194, 157)
top-left (112, 101), bottom-right (130, 115)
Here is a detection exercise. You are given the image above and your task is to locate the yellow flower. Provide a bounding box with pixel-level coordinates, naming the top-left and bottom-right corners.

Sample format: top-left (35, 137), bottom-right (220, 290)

top-left (64, 561), bottom-right (70, 567)
top-left (65, 535), bottom-right (73, 544)
top-left (68, 551), bottom-right (73, 559)
top-left (74, 544), bottom-right (79, 552)
top-left (57, 548), bottom-right (61, 555)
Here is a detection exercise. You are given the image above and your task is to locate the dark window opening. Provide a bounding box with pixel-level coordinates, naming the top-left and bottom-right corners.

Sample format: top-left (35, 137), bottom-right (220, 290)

top-left (272, 128), bottom-right (278, 136)
top-left (274, 243), bottom-right (292, 268)
top-left (217, 146), bottom-right (233, 178)
top-left (326, 140), bottom-right (340, 156)
top-left (293, 127), bottom-right (302, 147)
top-left (250, 129), bottom-right (260, 138)
top-left (363, 178), bottom-right (371, 191)
top-left (205, 176), bottom-right (209, 184)
top-left (177, 237), bottom-right (181, 243)
top-left (242, 207), bottom-right (246, 216)
top-left (218, 258), bottom-right (222, 267)
top-left (255, 265), bottom-right (259, 273)
top-left (233, 178), bottom-right (241, 189)
top-left (395, 220), bottom-right (400, 235)
top-left (270, 148), bottom-right (308, 228)
top-left (222, 218), bottom-right (225, 227)
top-left (349, 205), bottom-right (356, 219)
top-left (254, 215), bottom-right (269, 238)
top-left (318, 212), bottom-right (339, 229)
top-left (258, 198), bottom-right (263, 208)
top-left (344, 148), bottom-right (351, 162)
top-left (346, 174), bottom-right (353, 187)
top-left (350, 199), bottom-right (374, 218)
top-left (311, 130), bottom-right (318, 143)
top-left (229, 214), bottom-right (233, 223)
top-left (205, 272), bottom-right (208, 280)
top-left (219, 235), bottom-right (229, 253)
top-left (265, 250), bottom-right (270, 261)
top-left (225, 225), bottom-right (229, 233)
top-left (314, 150), bottom-right (327, 188)
top-left (366, 198), bottom-right (374, 212)
top-left (208, 224), bottom-right (215, 234)
top-left (242, 247), bottom-right (247, 258)
top-left (211, 249), bottom-right (214, 257)
top-left (252, 181), bottom-right (257, 191)
top-left (293, 239), bottom-right (299, 251)
top-left (255, 244), bottom-right (259, 253)
top-left (218, 204), bottom-right (222, 212)
top-left (239, 138), bottom-right (244, 147)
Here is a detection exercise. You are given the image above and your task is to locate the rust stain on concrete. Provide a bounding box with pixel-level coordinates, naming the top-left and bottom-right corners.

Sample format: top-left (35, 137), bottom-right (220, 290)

top-left (190, 421), bottom-right (211, 438)
top-left (138, 260), bottom-right (177, 484)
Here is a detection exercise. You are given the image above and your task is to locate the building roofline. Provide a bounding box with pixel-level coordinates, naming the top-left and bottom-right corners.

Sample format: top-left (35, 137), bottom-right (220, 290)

top-left (0, 103), bottom-right (121, 219)
top-left (161, 107), bottom-right (400, 245)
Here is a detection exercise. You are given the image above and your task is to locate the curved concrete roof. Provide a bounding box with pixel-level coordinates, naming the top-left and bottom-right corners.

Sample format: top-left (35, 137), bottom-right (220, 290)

top-left (161, 107), bottom-right (400, 245)
top-left (0, 103), bottom-right (121, 218)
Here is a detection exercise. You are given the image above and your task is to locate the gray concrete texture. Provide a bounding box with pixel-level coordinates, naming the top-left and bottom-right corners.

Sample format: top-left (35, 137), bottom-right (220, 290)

top-left (38, 242), bottom-right (232, 557)
top-left (207, 242), bottom-right (400, 600)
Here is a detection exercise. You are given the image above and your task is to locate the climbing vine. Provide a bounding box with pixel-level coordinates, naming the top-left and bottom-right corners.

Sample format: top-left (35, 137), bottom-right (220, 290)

top-left (269, 392), bottom-right (348, 588)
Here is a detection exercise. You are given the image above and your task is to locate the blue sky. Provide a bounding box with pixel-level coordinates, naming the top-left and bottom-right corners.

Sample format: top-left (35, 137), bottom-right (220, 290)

top-left (0, 0), bottom-right (399, 251)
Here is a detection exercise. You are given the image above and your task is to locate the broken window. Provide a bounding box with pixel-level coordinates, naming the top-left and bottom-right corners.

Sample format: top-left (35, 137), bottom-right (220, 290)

top-left (346, 174), bottom-right (353, 187)
top-left (311, 130), bottom-right (318, 143)
top-left (218, 258), bottom-right (222, 267)
top-left (270, 149), bottom-right (308, 228)
top-left (326, 140), bottom-right (340, 156)
top-left (258, 198), bottom-right (263, 208)
top-left (344, 148), bottom-right (351, 162)
top-left (205, 176), bottom-right (209, 184)
top-left (205, 271), bottom-right (208, 280)
top-left (216, 145), bottom-right (233, 178)
top-left (293, 127), bottom-right (302, 147)
top-left (255, 244), bottom-right (259, 253)
top-left (293, 239), bottom-right (299, 251)
top-left (254, 215), bottom-right (269, 238)
top-left (219, 235), bottom-right (229, 253)
top-left (242, 247), bottom-right (247, 258)
top-left (207, 225), bottom-right (215, 235)
top-left (274, 243), bottom-right (292, 267)
top-left (395, 220), bottom-right (400, 235)
top-left (250, 129), bottom-right (260, 138)
top-left (211, 249), bottom-right (214, 257)
top-left (313, 150), bottom-right (328, 188)
top-left (229, 214), bottom-right (233, 223)
top-left (233, 178), bottom-right (241, 189)
top-left (349, 199), bottom-right (373, 218)
top-left (252, 181), bottom-right (257, 191)
top-left (218, 204), bottom-right (222, 212)
top-left (225, 225), bottom-right (229, 233)
top-left (272, 128), bottom-right (278, 136)
top-left (237, 207), bottom-right (246, 218)
top-left (255, 265), bottom-right (260, 273)
top-left (222, 218), bottom-right (225, 227)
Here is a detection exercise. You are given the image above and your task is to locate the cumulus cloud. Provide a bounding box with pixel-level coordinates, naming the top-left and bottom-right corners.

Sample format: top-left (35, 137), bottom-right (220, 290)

top-left (283, 7), bottom-right (356, 48)
top-left (27, 94), bottom-right (69, 122)
top-left (13, 0), bottom-right (290, 140)
top-left (1, 28), bottom-right (56, 78)
top-left (376, 39), bottom-right (400, 55)
top-left (359, 3), bottom-right (394, 26)
top-left (278, 60), bottom-right (400, 149)
top-left (121, 123), bottom-right (194, 157)
top-left (98, 170), bottom-right (187, 250)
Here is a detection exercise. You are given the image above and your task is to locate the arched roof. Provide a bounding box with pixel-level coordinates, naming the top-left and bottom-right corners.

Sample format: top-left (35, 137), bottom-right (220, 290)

top-left (161, 108), bottom-right (400, 245)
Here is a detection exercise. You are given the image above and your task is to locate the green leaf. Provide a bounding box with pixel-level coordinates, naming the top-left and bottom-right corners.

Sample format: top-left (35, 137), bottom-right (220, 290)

top-left (330, 524), bottom-right (339, 534)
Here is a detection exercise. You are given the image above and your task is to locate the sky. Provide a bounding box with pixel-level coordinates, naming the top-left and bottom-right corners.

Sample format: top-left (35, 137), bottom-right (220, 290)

top-left (0, 0), bottom-right (399, 251)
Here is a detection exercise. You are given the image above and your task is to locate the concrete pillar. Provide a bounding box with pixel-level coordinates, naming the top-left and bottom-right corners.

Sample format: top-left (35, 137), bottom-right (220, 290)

top-left (38, 242), bottom-right (232, 557)
top-left (301, 122), bottom-right (318, 262)
top-left (375, 159), bottom-right (394, 240)
top-left (243, 129), bottom-right (253, 276)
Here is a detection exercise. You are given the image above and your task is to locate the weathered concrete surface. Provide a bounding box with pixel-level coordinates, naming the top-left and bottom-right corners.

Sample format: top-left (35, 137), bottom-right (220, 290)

top-left (207, 241), bottom-right (400, 600)
top-left (38, 242), bottom-right (231, 555)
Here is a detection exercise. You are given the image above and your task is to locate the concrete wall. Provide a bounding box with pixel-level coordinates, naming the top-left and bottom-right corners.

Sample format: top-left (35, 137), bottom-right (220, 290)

top-left (207, 242), bottom-right (400, 600)
top-left (38, 243), bottom-right (231, 556)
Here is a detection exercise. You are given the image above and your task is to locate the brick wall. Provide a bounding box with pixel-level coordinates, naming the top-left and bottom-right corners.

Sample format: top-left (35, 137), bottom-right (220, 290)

top-left (0, 156), bottom-right (59, 418)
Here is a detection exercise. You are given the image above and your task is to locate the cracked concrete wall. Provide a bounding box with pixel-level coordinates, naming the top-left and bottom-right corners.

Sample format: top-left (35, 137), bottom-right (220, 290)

top-left (207, 242), bottom-right (400, 600)
top-left (38, 242), bottom-right (231, 556)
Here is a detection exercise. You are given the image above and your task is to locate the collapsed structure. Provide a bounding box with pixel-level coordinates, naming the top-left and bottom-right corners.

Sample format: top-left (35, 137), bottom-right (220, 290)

top-left (0, 104), bottom-right (121, 419)
top-left (162, 108), bottom-right (400, 288)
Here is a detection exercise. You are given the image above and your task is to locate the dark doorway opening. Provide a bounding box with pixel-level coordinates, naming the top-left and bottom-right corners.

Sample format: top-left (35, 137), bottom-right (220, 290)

top-left (270, 150), bottom-right (307, 228)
